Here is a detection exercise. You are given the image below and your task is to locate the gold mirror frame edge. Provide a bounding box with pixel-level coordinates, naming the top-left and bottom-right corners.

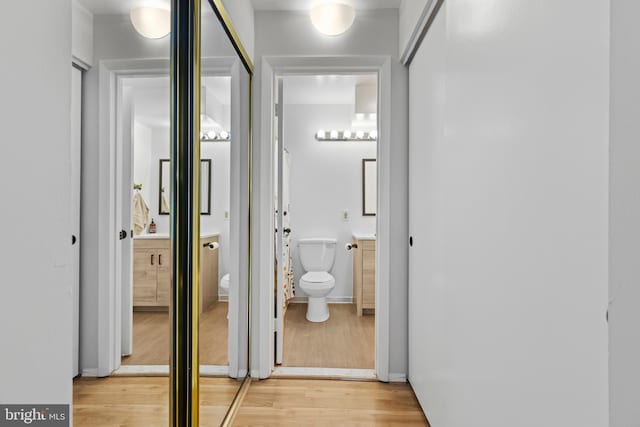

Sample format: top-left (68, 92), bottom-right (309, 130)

top-left (208, 1), bottom-right (254, 426)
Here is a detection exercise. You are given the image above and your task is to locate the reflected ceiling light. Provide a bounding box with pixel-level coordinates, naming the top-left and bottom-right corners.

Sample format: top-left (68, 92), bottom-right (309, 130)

top-left (343, 130), bottom-right (352, 139)
top-left (130, 6), bottom-right (171, 39)
top-left (356, 130), bottom-right (365, 139)
top-left (317, 130), bottom-right (327, 139)
top-left (330, 130), bottom-right (339, 139)
top-left (310, 3), bottom-right (356, 36)
top-left (219, 130), bottom-right (229, 140)
top-left (369, 130), bottom-right (378, 140)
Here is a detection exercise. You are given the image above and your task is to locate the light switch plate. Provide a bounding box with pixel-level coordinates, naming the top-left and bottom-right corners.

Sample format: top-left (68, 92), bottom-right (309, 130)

top-left (342, 210), bottom-right (350, 221)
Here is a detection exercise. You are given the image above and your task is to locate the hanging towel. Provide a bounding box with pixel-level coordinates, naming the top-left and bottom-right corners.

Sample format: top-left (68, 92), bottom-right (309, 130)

top-left (133, 190), bottom-right (149, 235)
top-left (161, 192), bottom-right (170, 214)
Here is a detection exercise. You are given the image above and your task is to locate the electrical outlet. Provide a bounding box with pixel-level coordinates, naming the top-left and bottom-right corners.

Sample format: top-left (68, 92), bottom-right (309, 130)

top-left (342, 210), bottom-right (350, 221)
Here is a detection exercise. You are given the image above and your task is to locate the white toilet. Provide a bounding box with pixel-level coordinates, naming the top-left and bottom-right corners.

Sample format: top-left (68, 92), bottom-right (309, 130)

top-left (220, 274), bottom-right (230, 319)
top-left (298, 238), bottom-right (337, 322)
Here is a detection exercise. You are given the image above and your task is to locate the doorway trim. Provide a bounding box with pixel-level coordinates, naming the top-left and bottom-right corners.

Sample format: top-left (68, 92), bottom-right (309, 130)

top-left (95, 56), bottom-right (242, 377)
top-left (254, 55), bottom-right (392, 381)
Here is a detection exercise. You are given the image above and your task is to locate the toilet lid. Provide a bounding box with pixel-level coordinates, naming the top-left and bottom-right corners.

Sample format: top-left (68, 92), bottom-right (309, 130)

top-left (301, 271), bottom-right (333, 283)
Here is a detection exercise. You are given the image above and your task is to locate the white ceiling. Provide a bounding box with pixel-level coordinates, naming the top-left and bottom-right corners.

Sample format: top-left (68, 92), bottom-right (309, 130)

top-left (78, 0), bottom-right (400, 15)
top-left (283, 74), bottom-right (376, 105)
top-left (251, 0), bottom-right (401, 11)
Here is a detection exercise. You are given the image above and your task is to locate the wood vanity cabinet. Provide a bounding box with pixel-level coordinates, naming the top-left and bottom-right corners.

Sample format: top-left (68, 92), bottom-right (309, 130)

top-left (352, 238), bottom-right (376, 316)
top-left (133, 236), bottom-right (219, 311)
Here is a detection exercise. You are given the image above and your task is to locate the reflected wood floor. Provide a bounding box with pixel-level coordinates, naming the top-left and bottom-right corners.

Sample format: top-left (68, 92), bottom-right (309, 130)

top-left (282, 303), bottom-right (374, 369)
top-left (235, 379), bottom-right (429, 426)
top-left (73, 377), bottom-right (429, 427)
top-left (73, 377), bottom-right (240, 426)
top-left (121, 301), bottom-right (228, 366)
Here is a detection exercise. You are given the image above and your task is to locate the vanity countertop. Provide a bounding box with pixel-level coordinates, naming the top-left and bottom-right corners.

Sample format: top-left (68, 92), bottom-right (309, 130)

top-left (352, 233), bottom-right (376, 241)
top-left (135, 232), bottom-right (220, 240)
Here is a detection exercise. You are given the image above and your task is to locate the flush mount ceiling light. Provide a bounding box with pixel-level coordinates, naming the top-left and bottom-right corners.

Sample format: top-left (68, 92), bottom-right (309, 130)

top-left (130, 6), bottom-right (171, 39)
top-left (310, 3), bottom-right (356, 36)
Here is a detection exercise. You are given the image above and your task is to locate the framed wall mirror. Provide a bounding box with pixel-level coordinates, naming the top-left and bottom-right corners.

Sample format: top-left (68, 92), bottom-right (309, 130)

top-left (159, 159), bottom-right (212, 215)
top-left (363, 158), bottom-right (377, 216)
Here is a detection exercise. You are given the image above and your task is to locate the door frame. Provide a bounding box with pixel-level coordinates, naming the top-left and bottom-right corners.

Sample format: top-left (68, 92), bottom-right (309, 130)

top-left (254, 55), bottom-right (392, 381)
top-left (95, 56), bottom-right (243, 377)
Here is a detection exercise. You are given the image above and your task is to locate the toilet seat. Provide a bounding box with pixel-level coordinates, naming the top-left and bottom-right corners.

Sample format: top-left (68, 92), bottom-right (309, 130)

top-left (301, 271), bottom-right (333, 283)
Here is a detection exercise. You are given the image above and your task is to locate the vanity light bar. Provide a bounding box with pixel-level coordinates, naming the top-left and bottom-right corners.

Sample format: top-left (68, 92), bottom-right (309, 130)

top-left (315, 129), bottom-right (377, 141)
top-left (200, 130), bottom-right (231, 142)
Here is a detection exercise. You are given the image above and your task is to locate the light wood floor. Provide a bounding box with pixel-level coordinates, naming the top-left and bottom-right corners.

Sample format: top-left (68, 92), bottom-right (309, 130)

top-left (122, 302), bottom-right (228, 366)
top-left (73, 377), bottom-right (429, 427)
top-left (282, 303), bottom-right (374, 369)
top-left (73, 377), bottom-right (239, 426)
top-left (235, 379), bottom-right (429, 426)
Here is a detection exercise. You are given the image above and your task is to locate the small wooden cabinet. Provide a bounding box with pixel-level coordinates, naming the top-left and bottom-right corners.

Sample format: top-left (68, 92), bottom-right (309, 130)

top-left (352, 237), bottom-right (376, 316)
top-left (133, 235), bottom-right (219, 311)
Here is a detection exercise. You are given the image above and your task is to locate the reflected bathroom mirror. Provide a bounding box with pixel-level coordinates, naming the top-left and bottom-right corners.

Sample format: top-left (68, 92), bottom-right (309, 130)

top-left (158, 159), bottom-right (212, 215)
top-left (363, 158), bottom-right (377, 216)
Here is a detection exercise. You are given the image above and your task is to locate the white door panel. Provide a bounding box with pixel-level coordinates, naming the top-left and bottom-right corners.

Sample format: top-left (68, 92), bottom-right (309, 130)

top-left (71, 66), bottom-right (82, 378)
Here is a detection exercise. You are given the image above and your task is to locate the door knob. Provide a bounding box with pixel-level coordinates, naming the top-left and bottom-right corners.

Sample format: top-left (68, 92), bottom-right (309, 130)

top-left (72, 235), bottom-right (77, 245)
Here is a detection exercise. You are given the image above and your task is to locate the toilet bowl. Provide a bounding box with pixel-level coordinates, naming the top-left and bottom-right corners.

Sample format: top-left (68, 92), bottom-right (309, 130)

top-left (298, 238), bottom-right (337, 322)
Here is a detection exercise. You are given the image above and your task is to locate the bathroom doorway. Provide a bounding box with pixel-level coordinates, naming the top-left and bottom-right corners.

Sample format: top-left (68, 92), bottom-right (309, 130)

top-left (271, 73), bottom-right (379, 376)
top-left (113, 74), bottom-right (234, 373)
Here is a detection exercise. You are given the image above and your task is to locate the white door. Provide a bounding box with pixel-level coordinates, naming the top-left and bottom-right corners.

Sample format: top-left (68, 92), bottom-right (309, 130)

top-left (71, 66), bottom-right (82, 377)
top-left (275, 79), bottom-right (285, 364)
top-left (117, 86), bottom-right (135, 358)
top-left (408, 6), bottom-right (447, 411)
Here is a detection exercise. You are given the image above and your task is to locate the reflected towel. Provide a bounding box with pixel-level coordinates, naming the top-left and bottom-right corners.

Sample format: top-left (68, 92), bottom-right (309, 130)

top-left (161, 193), bottom-right (170, 214)
top-left (133, 190), bottom-right (149, 235)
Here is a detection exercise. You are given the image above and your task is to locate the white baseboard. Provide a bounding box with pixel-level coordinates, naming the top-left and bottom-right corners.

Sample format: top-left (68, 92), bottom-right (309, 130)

top-left (218, 296), bottom-right (229, 302)
top-left (81, 368), bottom-right (98, 377)
top-left (272, 367), bottom-right (377, 381)
top-left (290, 296), bottom-right (353, 304)
top-left (388, 373), bottom-right (407, 383)
top-left (112, 365), bottom-right (229, 377)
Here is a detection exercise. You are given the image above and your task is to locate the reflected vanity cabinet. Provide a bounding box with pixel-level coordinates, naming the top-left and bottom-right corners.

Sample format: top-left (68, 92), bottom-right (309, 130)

top-left (352, 236), bottom-right (376, 316)
top-left (133, 234), bottom-right (219, 311)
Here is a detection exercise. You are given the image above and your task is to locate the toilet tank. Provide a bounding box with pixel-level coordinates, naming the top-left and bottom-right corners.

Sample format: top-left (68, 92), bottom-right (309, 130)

top-left (298, 238), bottom-right (337, 272)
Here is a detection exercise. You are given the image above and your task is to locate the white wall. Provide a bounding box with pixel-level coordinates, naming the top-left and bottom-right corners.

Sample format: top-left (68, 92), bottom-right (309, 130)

top-left (609, 1), bottom-right (640, 425)
top-left (0, 0), bottom-right (72, 405)
top-left (221, 0), bottom-right (255, 63)
top-left (133, 122), bottom-right (152, 208)
top-left (283, 103), bottom-right (376, 300)
top-left (72, 0), bottom-right (93, 68)
top-left (408, 1), bottom-right (609, 425)
top-left (253, 9), bottom-right (408, 377)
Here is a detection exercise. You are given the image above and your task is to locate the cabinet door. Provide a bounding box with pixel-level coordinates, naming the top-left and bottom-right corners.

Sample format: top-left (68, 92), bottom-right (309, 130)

top-left (156, 248), bottom-right (172, 306)
top-left (362, 247), bottom-right (376, 308)
top-left (133, 249), bottom-right (157, 306)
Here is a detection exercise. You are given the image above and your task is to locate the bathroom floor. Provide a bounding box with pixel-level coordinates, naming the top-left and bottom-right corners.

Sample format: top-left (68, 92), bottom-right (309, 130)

top-left (121, 301), bottom-right (228, 366)
top-left (282, 303), bottom-right (374, 369)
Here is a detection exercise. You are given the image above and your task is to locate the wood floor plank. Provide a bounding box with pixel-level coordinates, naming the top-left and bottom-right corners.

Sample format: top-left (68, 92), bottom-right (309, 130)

top-left (122, 302), bottom-right (228, 366)
top-left (282, 303), bottom-right (374, 369)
